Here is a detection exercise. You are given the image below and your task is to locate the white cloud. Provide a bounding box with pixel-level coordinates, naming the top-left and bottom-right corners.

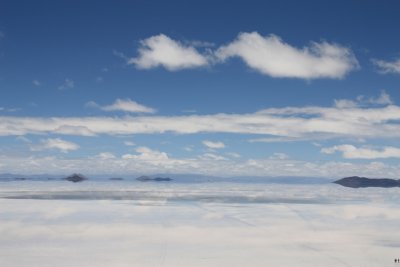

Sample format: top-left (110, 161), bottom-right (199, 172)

top-left (189, 40), bottom-right (215, 48)
top-left (32, 80), bottom-right (41, 86)
top-left (321, 144), bottom-right (400, 159)
top-left (269, 153), bottom-right (289, 160)
top-left (30, 138), bottom-right (79, 153)
top-left (1, 152), bottom-right (400, 178)
top-left (96, 152), bottom-right (116, 160)
top-left (122, 146), bottom-right (169, 161)
top-left (202, 140), bottom-right (225, 149)
top-left (215, 32), bottom-right (358, 79)
top-left (184, 146), bottom-right (194, 152)
top-left (358, 90), bottom-right (393, 105)
top-left (54, 125), bottom-right (96, 136)
top-left (334, 91), bottom-right (392, 109)
top-left (199, 153), bottom-right (227, 161)
top-left (129, 34), bottom-right (209, 71)
top-left (87, 99), bottom-right (156, 114)
top-left (112, 50), bottom-right (129, 61)
top-left (0, 107), bottom-right (20, 113)
top-left (333, 99), bottom-right (358, 109)
top-left (16, 136), bottom-right (31, 143)
top-left (2, 100), bottom-right (400, 141)
top-left (226, 152), bottom-right (241, 158)
top-left (58, 79), bottom-right (74, 90)
top-left (372, 58), bottom-right (400, 74)
top-left (124, 141), bottom-right (136, 146)
top-left (85, 101), bottom-right (99, 108)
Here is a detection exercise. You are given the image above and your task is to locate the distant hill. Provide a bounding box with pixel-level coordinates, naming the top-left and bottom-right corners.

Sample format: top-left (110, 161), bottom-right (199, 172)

top-left (64, 173), bottom-right (87, 183)
top-left (136, 175), bottom-right (172, 182)
top-left (0, 173), bottom-right (62, 181)
top-left (334, 176), bottom-right (400, 188)
top-left (0, 172), bottom-right (332, 184)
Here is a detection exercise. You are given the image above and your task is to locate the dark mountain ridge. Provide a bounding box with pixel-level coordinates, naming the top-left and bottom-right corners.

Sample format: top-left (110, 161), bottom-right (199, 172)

top-left (334, 176), bottom-right (400, 188)
top-left (136, 175), bottom-right (172, 182)
top-left (64, 173), bottom-right (87, 183)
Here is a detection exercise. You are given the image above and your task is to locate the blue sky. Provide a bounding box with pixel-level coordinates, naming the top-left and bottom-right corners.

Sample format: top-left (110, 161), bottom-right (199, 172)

top-left (1, 0), bottom-right (400, 177)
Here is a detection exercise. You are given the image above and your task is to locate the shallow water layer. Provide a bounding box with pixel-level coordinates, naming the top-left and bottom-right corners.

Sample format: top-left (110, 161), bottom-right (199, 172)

top-left (0, 181), bottom-right (399, 267)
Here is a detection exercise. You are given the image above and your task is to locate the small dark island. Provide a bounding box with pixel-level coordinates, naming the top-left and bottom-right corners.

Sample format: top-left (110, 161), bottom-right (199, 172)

top-left (334, 176), bottom-right (400, 188)
top-left (136, 175), bottom-right (172, 182)
top-left (64, 173), bottom-right (87, 183)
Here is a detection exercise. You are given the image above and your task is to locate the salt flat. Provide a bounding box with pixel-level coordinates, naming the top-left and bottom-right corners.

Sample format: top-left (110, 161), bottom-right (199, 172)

top-left (0, 181), bottom-right (399, 267)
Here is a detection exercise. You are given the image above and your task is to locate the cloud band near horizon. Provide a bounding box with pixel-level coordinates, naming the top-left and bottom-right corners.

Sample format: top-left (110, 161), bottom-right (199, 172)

top-left (1, 104), bottom-right (400, 141)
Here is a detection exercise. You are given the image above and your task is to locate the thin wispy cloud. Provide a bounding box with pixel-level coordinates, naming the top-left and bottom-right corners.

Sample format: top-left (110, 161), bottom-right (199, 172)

top-left (32, 80), bottom-right (41, 86)
top-left (96, 152), bottom-right (116, 160)
top-left (16, 136), bottom-right (31, 143)
top-left (198, 153), bottom-right (227, 161)
top-left (124, 141), bottom-right (136, 146)
top-left (202, 140), bottom-right (225, 149)
top-left (86, 98), bottom-right (156, 114)
top-left (372, 58), bottom-right (400, 74)
top-left (129, 34), bottom-right (209, 70)
top-left (215, 32), bottom-right (358, 79)
top-left (226, 152), bottom-right (241, 158)
top-left (321, 144), bottom-right (400, 159)
top-left (122, 146), bottom-right (169, 161)
top-left (334, 90), bottom-right (393, 109)
top-left (30, 138), bottom-right (79, 153)
top-left (269, 152), bottom-right (289, 160)
top-left (112, 49), bottom-right (129, 61)
top-left (0, 107), bottom-right (20, 112)
top-left (58, 79), bottom-right (74, 90)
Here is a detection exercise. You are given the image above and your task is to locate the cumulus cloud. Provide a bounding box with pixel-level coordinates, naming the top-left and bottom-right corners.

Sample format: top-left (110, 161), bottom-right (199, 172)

top-left (87, 98), bottom-right (156, 114)
top-left (372, 58), bottom-right (400, 74)
top-left (215, 32), bottom-right (358, 79)
top-left (30, 138), bottom-right (79, 153)
top-left (129, 34), bottom-right (209, 71)
top-left (128, 32), bottom-right (359, 79)
top-left (58, 79), bottom-right (74, 90)
top-left (202, 140), bottom-right (225, 149)
top-left (321, 144), bottom-right (400, 159)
